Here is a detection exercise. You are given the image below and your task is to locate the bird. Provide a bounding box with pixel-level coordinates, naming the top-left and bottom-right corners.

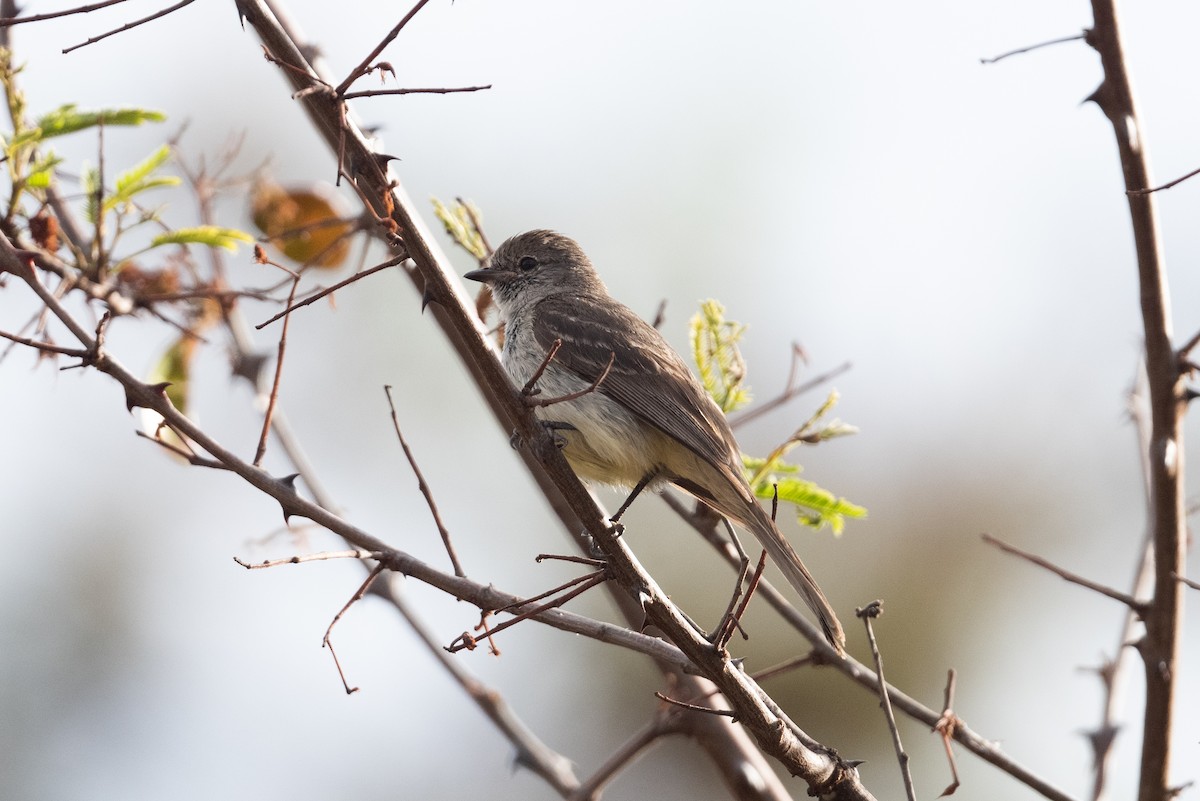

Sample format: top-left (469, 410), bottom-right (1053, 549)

top-left (464, 230), bottom-right (845, 653)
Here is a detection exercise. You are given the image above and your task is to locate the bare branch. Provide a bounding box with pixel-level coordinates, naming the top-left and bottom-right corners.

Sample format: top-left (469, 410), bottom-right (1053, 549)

top-left (255, 255), bottom-right (405, 329)
top-left (857, 600), bottom-right (916, 801)
top-left (322, 563), bottom-right (385, 694)
top-left (934, 670), bottom-right (962, 797)
top-left (342, 84), bottom-right (492, 100)
top-left (383, 385), bottom-right (466, 577)
top-left (981, 533), bottom-right (1144, 611)
top-left (979, 32), bottom-right (1086, 65)
top-left (62, 0), bottom-right (198, 54)
top-left (0, 0), bottom-right (130, 27)
top-left (386, 580), bottom-right (580, 794)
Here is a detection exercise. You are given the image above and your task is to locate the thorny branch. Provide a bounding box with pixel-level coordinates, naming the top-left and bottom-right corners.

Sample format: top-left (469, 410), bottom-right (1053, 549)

top-left (1085, 6), bottom-right (1187, 801)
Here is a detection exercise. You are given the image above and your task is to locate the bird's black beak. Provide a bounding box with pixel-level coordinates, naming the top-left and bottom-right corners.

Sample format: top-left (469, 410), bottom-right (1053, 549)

top-left (463, 268), bottom-right (494, 283)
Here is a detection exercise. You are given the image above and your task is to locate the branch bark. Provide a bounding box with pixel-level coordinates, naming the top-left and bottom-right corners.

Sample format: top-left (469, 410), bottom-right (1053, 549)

top-left (1084, 5), bottom-right (1186, 800)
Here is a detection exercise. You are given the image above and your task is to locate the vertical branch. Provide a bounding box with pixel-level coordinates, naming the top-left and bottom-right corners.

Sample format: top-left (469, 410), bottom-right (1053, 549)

top-left (1085, 5), bottom-right (1186, 801)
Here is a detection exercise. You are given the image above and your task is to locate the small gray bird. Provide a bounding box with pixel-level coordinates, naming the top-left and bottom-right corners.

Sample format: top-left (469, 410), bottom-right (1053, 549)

top-left (465, 230), bottom-right (845, 653)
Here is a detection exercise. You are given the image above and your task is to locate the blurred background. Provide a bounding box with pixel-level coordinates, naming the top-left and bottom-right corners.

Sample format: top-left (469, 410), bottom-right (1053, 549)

top-left (2, 1), bottom-right (1198, 799)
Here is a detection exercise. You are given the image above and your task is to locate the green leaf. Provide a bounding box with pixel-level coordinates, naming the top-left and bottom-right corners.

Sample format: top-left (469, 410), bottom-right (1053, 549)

top-left (147, 336), bottom-right (195, 413)
top-left (751, 476), bottom-right (867, 535)
top-left (150, 226), bottom-right (254, 252)
top-left (82, 165), bottom-right (101, 224)
top-left (432, 196), bottom-right (489, 261)
top-left (34, 104), bottom-right (166, 139)
top-left (105, 144), bottom-right (179, 210)
top-left (690, 299), bottom-right (751, 413)
top-left (26, 152), bottom-right (64, 188)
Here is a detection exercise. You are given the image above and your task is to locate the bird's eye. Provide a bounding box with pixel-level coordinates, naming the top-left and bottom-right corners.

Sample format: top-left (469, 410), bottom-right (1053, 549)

top-left (518, 256), bottom-right (538, 272)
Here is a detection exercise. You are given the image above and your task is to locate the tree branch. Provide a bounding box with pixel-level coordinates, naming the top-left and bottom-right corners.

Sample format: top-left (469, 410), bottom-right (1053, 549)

top-left (1085, 6), bottom-right (1186, 801)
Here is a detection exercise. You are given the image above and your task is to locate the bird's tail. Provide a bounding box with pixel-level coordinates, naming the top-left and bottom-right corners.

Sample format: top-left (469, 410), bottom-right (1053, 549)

top-left (742, 500), bottom-right (845, 654)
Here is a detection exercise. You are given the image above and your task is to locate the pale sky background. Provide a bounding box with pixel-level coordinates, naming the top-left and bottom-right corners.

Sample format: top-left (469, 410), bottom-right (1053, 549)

top-left (2, 2), bottom-right (1199, 800)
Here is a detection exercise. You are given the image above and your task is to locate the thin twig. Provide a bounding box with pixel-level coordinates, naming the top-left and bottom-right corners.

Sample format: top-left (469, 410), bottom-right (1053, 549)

top-left (535, 553), bottom-right (607, 568)
top-left (750, 654), bottom-right (816, 683)
top-left (233, 549), bottom-right (385, 569)
top-left (253, 254), bottom-right (300, 466)
top-left (1127, 164), bottom-right (1200, 196)
top-left (333, 0), bottom-right (433, 97)
top-left (62, 0), bottom-right (197, 54)
top-left (567, 714), bottom-right (679, 801)
top-left (496, 570), bottom-right (607, 614)
top-left (0, 328), bottom-right (87, 356)
top-left (322, 562), bottom-right (386, 694)
top-left (728, 357), bottom-right (851, 429)
top-left (520, 338), bottom-right (563, 395)
top-left (386, 580), bottom-right (580, 794)
top-left (255, 255), bottom-right (404, 329)
top-left (979, 32), bottom-right (1086, 64)
top-left (661, 492), bottom-right (1080, 801)
top-left (857, 600), bottom-right (916, 801)
top-left (447, 571), bottom-right (608, 653)
top-left (934, 669), bottom-right (962, 797)
top-left (342, 84), bottom-right (492, 100)
top-left (0, 0), bottom-right (129, 27)
top-left (528, 352), bottom-right (615, 408)
top-left (383, 385), bottom-right (466, 576)
top-left (981, 533), bottom-right (1143, 610)
top-left (653, 691), bottom-right (737, 718)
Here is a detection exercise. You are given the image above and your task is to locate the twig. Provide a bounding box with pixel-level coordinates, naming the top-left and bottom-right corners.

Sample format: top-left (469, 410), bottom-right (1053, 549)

top-left (252, 251), bottom-right (300, 466)
top-left (386, 581), bottom-right (580, 794)
top-left (520, 338), bottom-right (563, 395)
top-left (383, 384), bottom-right (466, 577)
top-left (0, 0), bottom-right (129, 27)
top-left (447, 570), bottom-right (608, 653)
top-left (535, 553), bottom-right (606, 568)
top-left (1086, 369), bottom-right (1158, 801)
top-left (496, 569), bottom-right (607, 615)
top-left (342, 84), bottom-right (492, 100)
top-left (233, 549), bottom-right (385, 569)
top-left (979, 32), bottom-right (1086, 64)
top-left (0, 327), bottom-right (87, 357)
top-left (134, 428), bottom-right (226, 471)
top-left (934, 669), bottom-right (962, 797)
top-left (527, 352), bottom-right (615, 408)
top-left (751, 653), bottom-right (816, 683)
top-left (1173, 573), bottom-right (1200, 592)
top-left (567, 714), bottom-right (680, 801)
top-left (653, 691), bottom-right (736, 718)
top-left (62, 0), bottom-right (197, 54)
top-left (981, 533), bottom-right (1143, 611)
top-left (333, 0), bottom-right (433, 97)
top-left (255, 255), bottom-right (404, 329)
top-left (728, 357), bottom-right (851, 429)
top-left (322, 563), bottom-right (386, 694)
top-left (1127, 164), bottom-right (1200, 196)
top-left (661, 492), bottom-right (1080, 801)
top-left (857, 600), bottom-right (916, 801)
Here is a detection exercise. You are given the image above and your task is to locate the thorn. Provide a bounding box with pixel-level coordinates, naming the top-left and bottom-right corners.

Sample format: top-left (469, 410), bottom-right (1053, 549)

top-left (232, 352), bottom-right (270, 385)
top-left (421, 288), bottom-right (436, 312)
top-left (373, 153), bottom-right (401, 170)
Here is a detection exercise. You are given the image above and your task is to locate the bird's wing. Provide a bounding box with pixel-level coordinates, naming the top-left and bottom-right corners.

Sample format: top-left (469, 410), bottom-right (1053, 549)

top-left (532, 294), bottom-right (740, 472)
